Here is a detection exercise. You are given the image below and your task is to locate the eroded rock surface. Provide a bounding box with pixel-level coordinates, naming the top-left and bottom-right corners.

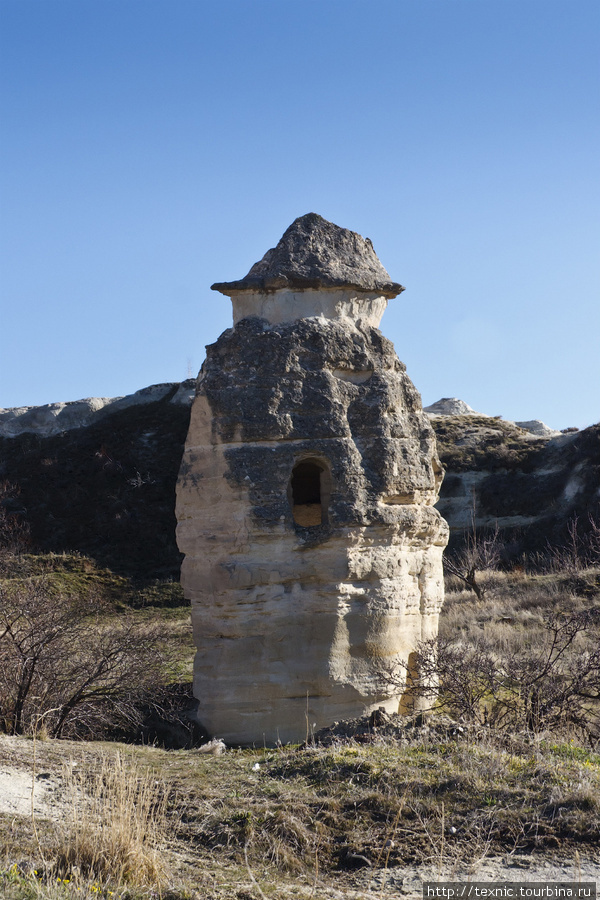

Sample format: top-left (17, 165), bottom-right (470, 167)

top-left (177, 316), bottom-right (448, 744)
top-left (211, 212), bottom-right (404, 297)
top-left (424, 397), bottom-right (481, 417)
top-left (0, 381), bottom-right (195, 438)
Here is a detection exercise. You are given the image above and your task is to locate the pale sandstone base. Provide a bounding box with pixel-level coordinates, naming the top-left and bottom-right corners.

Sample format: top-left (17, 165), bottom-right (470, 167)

top-left (177, 436), bottom-right (446, 744)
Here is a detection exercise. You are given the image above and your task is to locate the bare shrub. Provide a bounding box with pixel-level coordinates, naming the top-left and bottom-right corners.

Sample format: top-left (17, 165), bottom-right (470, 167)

top-left (444, 523), bottom-right (501, 601)
top-left (547, 515), bottom-right (585, 574)
top-left (0, 480), bottom-right (30, 559)
top-left (0, 578), bottom-right (170, 738)
top-left (588, 512), bottom-right (600, 563)
top-left (546, 511), bottom-right (600, 574)
top-left (386, 609), bottom-right (600, 740)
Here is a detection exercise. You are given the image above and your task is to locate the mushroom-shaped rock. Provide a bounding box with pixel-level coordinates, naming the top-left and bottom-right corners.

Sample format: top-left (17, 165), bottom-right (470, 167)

top-left (176, 215), bottom-right (447, 745)
top-left (211, 213), bottom-right (405, 328)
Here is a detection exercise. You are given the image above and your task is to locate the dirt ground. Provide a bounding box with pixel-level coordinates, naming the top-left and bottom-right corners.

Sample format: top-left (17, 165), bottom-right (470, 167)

top-left (1, 734), bottom-right (598, 899)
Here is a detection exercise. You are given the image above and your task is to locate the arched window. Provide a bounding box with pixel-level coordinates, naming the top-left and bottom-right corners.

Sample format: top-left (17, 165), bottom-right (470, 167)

top-left (289, 458), bottom-right (330, 527)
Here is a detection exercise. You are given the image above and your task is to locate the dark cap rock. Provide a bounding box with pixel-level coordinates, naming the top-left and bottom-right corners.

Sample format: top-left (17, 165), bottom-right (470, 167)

top-left (211, 213), bottom-right (404, 297)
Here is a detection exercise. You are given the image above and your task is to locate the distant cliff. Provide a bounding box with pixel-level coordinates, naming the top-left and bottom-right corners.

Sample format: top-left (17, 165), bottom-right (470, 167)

top-left (0, 382), bottom-right (195, 580)
top-left (429, 411), bottom-right (600, 559)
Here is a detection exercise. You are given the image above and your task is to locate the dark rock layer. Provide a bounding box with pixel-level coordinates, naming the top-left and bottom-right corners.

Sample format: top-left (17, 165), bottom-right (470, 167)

top-left (2, 387), bottom-right (598, 577)
top-left (211, 213), bottom-right (404, 297)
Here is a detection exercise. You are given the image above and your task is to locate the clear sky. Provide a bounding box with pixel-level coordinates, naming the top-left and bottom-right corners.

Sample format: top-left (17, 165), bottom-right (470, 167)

top-left (1, 0), bottom-right (598, 430)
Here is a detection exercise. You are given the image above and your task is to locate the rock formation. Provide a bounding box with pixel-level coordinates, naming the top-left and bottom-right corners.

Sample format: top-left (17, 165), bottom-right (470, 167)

top-left (424, 397), bottom-right (561, 438)
top-left (176, 214), bottom-right (448, 745)
top-left (431, 412), bottom-right (599, 554)
top-left (424, 397), bottom-right (482, 417)
top-left (514, 419), bottom-right (561, 438)
top-left (0, 382), bottom-right (195, 438)
top-left (3, 375), bottom-right (597, 596)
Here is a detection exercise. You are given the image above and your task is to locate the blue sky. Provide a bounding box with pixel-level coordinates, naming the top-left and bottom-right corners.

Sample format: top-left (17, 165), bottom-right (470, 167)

top-left (1, 0), bottom-right (598, 430)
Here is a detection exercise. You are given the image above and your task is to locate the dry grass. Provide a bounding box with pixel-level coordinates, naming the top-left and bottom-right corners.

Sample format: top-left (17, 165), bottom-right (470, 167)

top-left (440, 568), bottom-right (598, 642)
top-left (0, 747), bottom-right (176, 899)
top-left (2, 726), bottom-right (600, 898)
top-left (1, 567), bottom-right (600, 898)
top-left (52, 752), bottom-right (172, 887)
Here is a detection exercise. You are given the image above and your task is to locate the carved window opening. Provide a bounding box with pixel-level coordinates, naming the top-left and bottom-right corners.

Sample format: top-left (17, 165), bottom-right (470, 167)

top-left (290, 458), bottom-right (330, 527)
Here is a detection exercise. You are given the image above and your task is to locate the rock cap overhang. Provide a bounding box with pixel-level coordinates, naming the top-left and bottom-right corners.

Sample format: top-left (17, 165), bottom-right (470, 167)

top-left (211, 213), bottom-right (405, 298)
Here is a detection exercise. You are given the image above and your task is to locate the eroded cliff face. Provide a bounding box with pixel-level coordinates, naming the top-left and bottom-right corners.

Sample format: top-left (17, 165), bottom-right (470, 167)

top-left (176, 316), bottom-right (448, 744)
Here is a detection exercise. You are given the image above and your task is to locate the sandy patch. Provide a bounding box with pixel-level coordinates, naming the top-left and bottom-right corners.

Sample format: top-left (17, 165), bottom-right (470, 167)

top-left (0, 766), bottom-right (61, 819)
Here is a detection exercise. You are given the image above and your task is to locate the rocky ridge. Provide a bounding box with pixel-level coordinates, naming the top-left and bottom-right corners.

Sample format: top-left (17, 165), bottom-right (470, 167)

top-left (1, 385), bottom-right (598, 573)
top-left (0, 381), bottom-right (195, 439)
top-left (424, 397), bottom-right (562, 437)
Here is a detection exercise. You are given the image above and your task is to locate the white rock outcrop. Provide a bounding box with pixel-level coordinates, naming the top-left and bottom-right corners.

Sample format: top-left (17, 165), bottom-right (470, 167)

top-left (425, 399), bottom-right (561, 438)
top-left (515, 419), bottom-right (561, 438)
top-left (424, 398), bottom-right (482, 417)
top-left (0, 381), bottom-right (195, 438)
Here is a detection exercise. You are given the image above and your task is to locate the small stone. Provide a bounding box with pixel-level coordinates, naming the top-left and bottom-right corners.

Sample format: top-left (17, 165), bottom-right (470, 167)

top-left (197, 739), bottom-right (226, 756)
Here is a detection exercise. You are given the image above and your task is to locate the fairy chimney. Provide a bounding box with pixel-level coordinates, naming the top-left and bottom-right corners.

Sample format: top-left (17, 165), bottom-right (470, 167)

top-left (176, 213), bottom-right (448, 744)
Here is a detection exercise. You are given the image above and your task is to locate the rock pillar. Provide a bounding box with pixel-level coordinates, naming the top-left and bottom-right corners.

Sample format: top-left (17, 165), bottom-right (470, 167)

top-left (176, 214), bottom-right (448, 744)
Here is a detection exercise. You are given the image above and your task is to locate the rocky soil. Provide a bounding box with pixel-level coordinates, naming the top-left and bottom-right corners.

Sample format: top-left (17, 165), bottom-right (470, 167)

top-left (0, 732), bottom-right (597, 897)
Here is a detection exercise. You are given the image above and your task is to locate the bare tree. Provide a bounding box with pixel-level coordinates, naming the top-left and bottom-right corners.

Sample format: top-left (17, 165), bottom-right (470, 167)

top-left (0, 578), bottom-right (171, 738)
top-left (444, 522), bottom-right (501, 601)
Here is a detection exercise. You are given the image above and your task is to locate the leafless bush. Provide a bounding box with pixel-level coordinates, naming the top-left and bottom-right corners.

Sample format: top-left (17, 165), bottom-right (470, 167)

top-left (444, 523), bottom-right (501, 600)
top-left (0, 578), bottom-right (171, 738)
top-left (545, 511), bottom-right (600, 574)
top-left (588, 512), bottom-right (600, 561)
top-left (0, 480), bottom-right (30, 559)
top-left (385, 609), bottom-right (600, 740)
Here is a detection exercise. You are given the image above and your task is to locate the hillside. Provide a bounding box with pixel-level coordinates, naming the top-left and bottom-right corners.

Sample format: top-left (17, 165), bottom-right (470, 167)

top-left (1, 389), bottom-right (599, 896)
top-left (1, 385), bottom-right (598, 575)
top-left (431, 414), bottom-right (600, 559)
top-left (0, 384), bottom-right (194, 581)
